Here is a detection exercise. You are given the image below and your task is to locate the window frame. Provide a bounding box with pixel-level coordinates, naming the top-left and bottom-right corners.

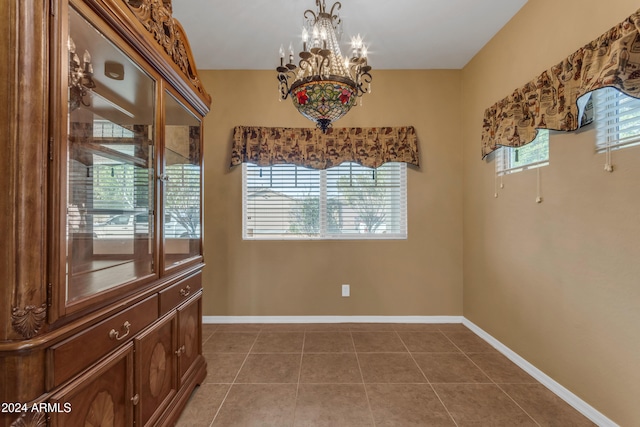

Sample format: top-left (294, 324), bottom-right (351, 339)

top-left (242, 162), bottom-right (408, 241)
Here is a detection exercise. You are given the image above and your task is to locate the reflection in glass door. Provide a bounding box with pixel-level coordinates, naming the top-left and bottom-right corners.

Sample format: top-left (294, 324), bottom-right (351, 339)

top-left (163, 91), bottom-right (202, 268)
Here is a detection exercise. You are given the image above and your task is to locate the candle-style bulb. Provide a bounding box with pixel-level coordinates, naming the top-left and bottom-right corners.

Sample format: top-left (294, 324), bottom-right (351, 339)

top-left (68, 36), bottom-right (76, 53)
top-left (279, 45), bottom-right (285, 58)
top-left (352, 34), bottom-right (363, 51)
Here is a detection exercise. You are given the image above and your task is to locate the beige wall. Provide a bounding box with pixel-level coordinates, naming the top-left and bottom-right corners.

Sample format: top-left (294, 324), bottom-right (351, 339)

top-left (200, 70), bottom-right (463, 316)
top-left (462, 0), bottom-right (640, 425)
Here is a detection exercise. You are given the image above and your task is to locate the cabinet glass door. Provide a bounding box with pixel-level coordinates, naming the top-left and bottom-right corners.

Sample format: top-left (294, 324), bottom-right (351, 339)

top-left (163, 92), bottom-right (202, 268)
top-left (66, 6), bottom-right (155, 303)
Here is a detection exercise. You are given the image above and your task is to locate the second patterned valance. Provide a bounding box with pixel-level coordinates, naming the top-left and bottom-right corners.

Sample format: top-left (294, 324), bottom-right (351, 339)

top-left (481, 7), bottom-right (640, 158)
top-left (230, 126), bottom-right (419, 170)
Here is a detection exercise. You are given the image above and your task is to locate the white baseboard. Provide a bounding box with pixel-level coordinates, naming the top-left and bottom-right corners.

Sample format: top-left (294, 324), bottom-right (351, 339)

top-left (202, 315), bottom-right (464, 324)
top-left (462, 319), bottom-right (618, 427)
top-left (201, 314), bottom-right (618, 425)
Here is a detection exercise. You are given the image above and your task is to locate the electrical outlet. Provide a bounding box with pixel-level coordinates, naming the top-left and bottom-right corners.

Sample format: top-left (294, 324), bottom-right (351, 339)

top-left (342, 284), bottom-right (350, 297)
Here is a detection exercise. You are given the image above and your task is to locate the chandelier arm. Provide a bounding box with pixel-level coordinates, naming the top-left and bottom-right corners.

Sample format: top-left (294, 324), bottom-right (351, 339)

top-left (355, 70), bottom-right (372, 96)
top-left (303, 9), bottom-right (317, 23)
top-left (328, 2), bottom-right (342, 22)
top-left (277, 73), bottom-right (291, 99)
top-left (348, 63), bottom-right (359, 81)
top-left (318, 55), bottom-right (331, 77)
top-left (299, 57), bottom-right (315, 76)
top-left (80, 89), bottom-right (92, 107)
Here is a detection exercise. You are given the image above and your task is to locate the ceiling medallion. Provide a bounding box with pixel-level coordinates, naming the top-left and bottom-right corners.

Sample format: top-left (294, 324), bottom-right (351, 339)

top-left (277, 0), bottom-right (372, 132)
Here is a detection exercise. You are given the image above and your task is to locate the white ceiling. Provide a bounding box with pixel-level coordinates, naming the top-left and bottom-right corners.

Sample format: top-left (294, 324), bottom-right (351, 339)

top-left (172, 0), bottom-right (527, 70)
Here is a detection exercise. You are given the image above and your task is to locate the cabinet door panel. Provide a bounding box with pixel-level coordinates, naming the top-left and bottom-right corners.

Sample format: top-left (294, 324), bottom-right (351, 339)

top-left (177, 294), bottom-right (202, 385)
top-left (49, 343), bottom-right (133, 427)
top-left (63, 5), bottom-right (157, 308)
top-left (134, 312), bottom-right (177, 427)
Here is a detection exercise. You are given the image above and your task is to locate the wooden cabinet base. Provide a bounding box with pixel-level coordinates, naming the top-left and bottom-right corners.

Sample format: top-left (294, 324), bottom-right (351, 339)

top-left (0, 274), bottom-right (206, 427)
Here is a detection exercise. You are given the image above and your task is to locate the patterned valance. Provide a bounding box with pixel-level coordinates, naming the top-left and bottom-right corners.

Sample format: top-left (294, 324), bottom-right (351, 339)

top-left (230, 126), bottom-right (419, 170)
top-left (481, 8), bottom-right (640, 158)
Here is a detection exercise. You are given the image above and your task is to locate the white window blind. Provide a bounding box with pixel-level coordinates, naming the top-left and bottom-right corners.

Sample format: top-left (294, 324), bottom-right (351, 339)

top-left (594, 87), bottom-right (640, 152)
top-left (165, 163), bottom-right (201, 238)
top-left (243, 162), bottom-right (407, 240)
top-left (496, 129), bottom-right (549, 175)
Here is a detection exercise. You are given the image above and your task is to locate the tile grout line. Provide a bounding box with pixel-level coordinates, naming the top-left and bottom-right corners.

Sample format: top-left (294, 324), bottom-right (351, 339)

top-left (350, 330), bottom-right (377, 427)
top-left (291, 331), bottom-right (307, 427)
top-left (200, 324), bottom-right (220, 346)
top-left (398, 330), bottom-right (460, 427)
top-left (440, 330), bottom-right (542, 427)
top-left (494, 382), bottom-right (542, 427)
top-left (207, 330), bottom-right (261, 427)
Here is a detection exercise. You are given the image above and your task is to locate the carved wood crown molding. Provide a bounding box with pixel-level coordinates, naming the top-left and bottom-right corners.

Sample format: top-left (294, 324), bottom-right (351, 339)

top-left (124, 0), bottom-right (211, 104)
top-left (12, 304), bottom-right (47, 339)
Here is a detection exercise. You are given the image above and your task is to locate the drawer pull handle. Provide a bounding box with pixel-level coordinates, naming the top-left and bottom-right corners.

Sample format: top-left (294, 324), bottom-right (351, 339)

top-left (109, 321), bottom-right (131, 341)
top-left (175, 345), bottom-right (186, 356)
top-left (131, 394), bottom-right (139, 405)
top-left (179, 285), bottom-right (191, 297)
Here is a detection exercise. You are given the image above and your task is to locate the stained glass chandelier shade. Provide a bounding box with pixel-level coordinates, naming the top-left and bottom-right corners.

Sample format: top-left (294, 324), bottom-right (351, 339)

top-left (277, 0), bottom-right (372, 132)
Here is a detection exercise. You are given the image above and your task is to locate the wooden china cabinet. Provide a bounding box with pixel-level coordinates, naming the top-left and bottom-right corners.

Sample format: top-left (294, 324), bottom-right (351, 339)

top-left (0, 0), bottom-right (210, 426)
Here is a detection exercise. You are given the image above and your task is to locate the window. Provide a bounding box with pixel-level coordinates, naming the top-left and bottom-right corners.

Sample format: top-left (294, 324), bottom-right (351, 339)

top-left (243, 162), bottom-right (407, 240)
top-left (593, 87), bottom-right (640, 152)
top-left (496, 129), bottom-right (549, 175)
top-left (92, 120), bottom-right (134, 138)
top-left (90, 148), bottom-right (150, 239)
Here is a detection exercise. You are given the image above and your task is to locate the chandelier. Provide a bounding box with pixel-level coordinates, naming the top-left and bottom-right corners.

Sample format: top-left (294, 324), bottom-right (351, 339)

top-left (277, 0), bottom-right (372, 132)
top-left (68, 36), bottom-right (96, 112)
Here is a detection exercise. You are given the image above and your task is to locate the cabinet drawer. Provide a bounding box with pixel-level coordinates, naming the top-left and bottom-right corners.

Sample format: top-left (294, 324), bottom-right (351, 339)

top-left (159, 273), bottom-right (202, 315)
top-left (49, 294), bottom-right (158, 388)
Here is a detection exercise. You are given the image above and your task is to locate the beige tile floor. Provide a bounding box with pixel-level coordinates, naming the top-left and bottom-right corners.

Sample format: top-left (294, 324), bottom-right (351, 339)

top-left (176, 323), bottom-right (595, 426)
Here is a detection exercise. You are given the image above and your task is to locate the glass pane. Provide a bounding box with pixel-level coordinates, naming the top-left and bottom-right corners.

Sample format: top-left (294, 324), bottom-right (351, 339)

top-left (244, 164), bottom-right (321, 238)
top-left (508, 129), bottom-right (549, 168)
top-left (326, 163), bottom-right (404, 236)
top-left (66, 7), bottom-right (155, 303)
top-left (163, 92), bottom-right (201, 267)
